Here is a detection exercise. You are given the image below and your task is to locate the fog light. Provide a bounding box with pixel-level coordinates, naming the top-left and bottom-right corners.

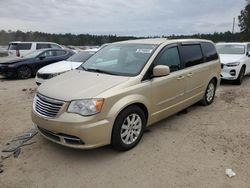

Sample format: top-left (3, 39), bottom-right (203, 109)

top-left (230, 70), bottom-right (236, 76)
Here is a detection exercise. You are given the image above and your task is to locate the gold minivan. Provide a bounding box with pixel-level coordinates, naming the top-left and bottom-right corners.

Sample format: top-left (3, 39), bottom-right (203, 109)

top-left (32, 38), bottom-right (221, 150)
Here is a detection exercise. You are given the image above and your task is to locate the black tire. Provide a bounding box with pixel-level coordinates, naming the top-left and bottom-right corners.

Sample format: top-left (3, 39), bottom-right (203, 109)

top-left (111, 105), bottom-right (146, 151)
top-left (17, 66), bottom-right (32, 79)
top-left (200, 79), bottom-right (216, 106)
top-left (234, 66), bottom-right (245, 85)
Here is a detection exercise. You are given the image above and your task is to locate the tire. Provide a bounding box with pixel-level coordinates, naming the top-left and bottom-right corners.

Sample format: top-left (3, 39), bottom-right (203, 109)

top-left (234, 66), bottom-right (245, 85)
top-left (111, 105), bottom-right (146, 151)
top-left (200, 79), bottom-right (216, 106)
top-left (17, 66), bottom-right (32, 79)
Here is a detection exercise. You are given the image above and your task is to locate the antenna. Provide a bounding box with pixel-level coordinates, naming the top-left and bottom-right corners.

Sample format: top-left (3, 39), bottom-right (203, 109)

top-left (232, 17), bottom-right (235, 33)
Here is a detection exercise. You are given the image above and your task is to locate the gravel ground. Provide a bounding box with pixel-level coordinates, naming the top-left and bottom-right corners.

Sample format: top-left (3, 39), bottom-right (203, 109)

top-left (0, 75), bottom-right (250, 188)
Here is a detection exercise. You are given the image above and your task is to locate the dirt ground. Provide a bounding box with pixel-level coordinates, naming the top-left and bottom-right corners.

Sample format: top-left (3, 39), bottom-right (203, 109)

top-left (0, 75), bottom-right (250, 188)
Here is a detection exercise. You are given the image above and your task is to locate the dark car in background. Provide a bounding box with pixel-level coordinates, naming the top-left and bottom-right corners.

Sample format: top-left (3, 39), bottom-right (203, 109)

top-left (0, 48), bottom-right (74, 79)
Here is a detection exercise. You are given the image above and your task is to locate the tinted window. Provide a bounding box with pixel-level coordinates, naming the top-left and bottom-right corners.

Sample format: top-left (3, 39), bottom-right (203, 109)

top-left (201, 42), bottom-right (218, 62)
top-left (181, 45), bottom-right (203, 67)
top-left (56, 50), bottom-right (67, 56)
top-left (40, 50), bottom-right (56, 57)
top-left (51, 44), bottom-right (61, 49)
top-left (155, 47), bottom-right (181, 72)
top-left (8, 43), bottom-right (32, 50)
top-left (36, 43), bottom-right (51, 49)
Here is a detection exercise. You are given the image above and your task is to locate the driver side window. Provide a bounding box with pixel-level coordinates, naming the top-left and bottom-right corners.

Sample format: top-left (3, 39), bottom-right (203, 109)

top-left (155, 47), bottom-right (181, 72)
top-left (40, 50), bottom-right (55, 57)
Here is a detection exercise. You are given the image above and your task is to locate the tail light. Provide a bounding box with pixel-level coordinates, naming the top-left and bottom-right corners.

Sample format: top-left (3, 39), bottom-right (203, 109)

top-left (16, 49), bottom-right (20, 57)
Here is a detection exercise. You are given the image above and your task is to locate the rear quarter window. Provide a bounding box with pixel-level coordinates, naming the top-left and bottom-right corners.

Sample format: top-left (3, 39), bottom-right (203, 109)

top-left (50, 44), bottom-right (62, 49)
top-left (201, 42), bottom-right (218, 62)
top-left (181, 44), bottom-right (203, 68)
top-left (8, 43), bottom-right (32, 50)
top-left (36, 43), bottom-right (51, 50)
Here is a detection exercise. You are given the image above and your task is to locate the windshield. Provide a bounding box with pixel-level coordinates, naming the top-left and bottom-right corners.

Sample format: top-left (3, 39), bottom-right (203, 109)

top-left (67, 51), bottom-right (95, 62)
top-left (81, 43), bottom-right (157, 76)
top-left (24, 50), bottom-right (43, 58)
top-left (216, 44), bottom-right (245, 55)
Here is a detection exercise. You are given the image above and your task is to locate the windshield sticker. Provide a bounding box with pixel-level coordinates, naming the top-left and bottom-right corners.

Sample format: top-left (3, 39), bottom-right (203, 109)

top-left (136, 49), bottom-right (153, 53)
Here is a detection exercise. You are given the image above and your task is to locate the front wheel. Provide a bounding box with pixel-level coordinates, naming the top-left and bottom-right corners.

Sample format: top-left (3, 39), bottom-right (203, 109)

top-left (17, 66), bottom-right (32, 79)
top-left (201, 79), bottom-right (216, 106)
top-left (234, 66), bottom-right (245, 85)
top-left (111, 105), bottom-right (146, 151)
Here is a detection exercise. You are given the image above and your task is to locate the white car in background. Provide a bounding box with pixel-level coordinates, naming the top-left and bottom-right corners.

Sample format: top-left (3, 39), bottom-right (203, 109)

top-left (35, 49), bottom-right (98, 85)
top-left (8, 41), bottom-right (63, 57)
top-left (216, 43), bottom-right (250, 85)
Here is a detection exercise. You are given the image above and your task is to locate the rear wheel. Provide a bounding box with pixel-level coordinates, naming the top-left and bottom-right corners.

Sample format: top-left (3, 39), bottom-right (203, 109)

top-left (234, 66), bottom-right (245, 85)
top-left (17, 66), bottom-right (32, 79)
top-left (201, 79), bottom-right (216, 106)
top-left (111, 105), bottom-right (146, 151)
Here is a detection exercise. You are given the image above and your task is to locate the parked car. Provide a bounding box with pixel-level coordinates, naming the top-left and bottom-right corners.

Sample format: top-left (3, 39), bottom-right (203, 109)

top-left (35, 49), bottom-right (98, 85)
top-left (0, 48), bottom-right (74, 79)
top-left (65, 45), bottom-right (83, 53)
top-left (32, 38), bottom-right (220, 151)
top-left (8, 41), bottom-right (63, 57)
top-left (216, 42), bottom-right (250, 85)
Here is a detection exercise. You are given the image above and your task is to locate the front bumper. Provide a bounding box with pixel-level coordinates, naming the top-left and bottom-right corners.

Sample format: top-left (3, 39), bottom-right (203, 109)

top-left (31, 110), bottom-right (113, 149)
top-left (0, 65), bottom-right (16, 78)
top-left (221, 65), bottom-right (240, 80)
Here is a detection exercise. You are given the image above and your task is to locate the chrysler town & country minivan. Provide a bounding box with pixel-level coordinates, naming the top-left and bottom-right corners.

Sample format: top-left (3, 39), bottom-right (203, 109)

top-left (32, 38), bottom-right (220, 151)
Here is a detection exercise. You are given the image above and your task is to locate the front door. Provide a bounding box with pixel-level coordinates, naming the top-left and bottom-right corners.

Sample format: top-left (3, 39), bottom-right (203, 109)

top-left (151, 45), bottom-right (186, 123)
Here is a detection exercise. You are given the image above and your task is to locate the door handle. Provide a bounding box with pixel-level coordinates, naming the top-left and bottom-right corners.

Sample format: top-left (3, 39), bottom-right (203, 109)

top-left (177, 76), bottom-right (185, 80)
top-left (187, 72), bottom-right (193, 77)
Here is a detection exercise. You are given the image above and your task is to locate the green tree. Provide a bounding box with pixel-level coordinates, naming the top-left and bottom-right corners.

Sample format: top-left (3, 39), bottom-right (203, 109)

top-left (238, 0), bottom-right (250, 40)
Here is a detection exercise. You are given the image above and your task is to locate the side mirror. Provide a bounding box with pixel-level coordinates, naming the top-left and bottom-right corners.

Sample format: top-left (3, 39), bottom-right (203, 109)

top-left (39, 55), bottom-right (46, 60)
top-left (153, 65), bottom-right (170, 77)
top-left (247, 51), bottom-right (250, 57)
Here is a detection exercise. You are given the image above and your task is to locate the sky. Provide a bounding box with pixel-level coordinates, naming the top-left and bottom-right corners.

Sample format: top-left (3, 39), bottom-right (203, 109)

top-left (0, 0), bottom-right (246, 36)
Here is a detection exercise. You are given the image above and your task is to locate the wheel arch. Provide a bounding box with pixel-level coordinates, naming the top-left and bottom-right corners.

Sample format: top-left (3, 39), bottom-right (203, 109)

top-left (107, 95), bottom-right (150, 127)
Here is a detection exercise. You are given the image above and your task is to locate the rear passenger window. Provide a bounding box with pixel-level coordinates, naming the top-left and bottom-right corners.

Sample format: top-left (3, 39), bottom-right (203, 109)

top-left (181, 44), bottom-right (203, 67)
top-left (18, 43), bottom-right (32, 50)
top-left (155, 47), bottom-right (181, 72)
top-left (36, 43), bottom-right (51, 49)
top-left (8, 43), bottom-right (32, 50)
top-left (201, 42), bottom-right (218, 62)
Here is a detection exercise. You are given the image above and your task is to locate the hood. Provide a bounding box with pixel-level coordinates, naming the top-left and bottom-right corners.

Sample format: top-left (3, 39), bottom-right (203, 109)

top-left (37, 70), bottom-right (129, 101)
top-left (38, 60), bottom-right (82, 74)
top-left (0, 56), bottom-right (25, 64)
top-left (219, 54), bottom-right (244, 64)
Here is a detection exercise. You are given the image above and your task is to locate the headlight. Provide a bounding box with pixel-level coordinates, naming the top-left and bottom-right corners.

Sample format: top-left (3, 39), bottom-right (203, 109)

top-left (226, 62), bottom-right (240, 67)
top-left (47, 72), bottom-right (64, 79)
top-left (68, 99), bottom-right (104, 116)
top-left (8, 64), bottom-right (15, 68)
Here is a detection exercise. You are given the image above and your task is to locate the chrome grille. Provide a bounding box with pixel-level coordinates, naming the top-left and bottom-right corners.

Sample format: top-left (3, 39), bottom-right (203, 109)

top-left (34, 94), bottom-right (64, 118)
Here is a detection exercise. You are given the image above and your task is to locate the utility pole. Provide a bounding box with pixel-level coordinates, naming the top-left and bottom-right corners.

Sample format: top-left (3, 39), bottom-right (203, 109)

top-left (232, 17), bottom-right (235, 33)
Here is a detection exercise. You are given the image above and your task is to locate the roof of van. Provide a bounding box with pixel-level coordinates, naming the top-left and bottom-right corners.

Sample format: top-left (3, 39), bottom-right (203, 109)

top-left (9, 41), bottom-right (58, 44)
top-left (114, 38), bottom-right (213, 45)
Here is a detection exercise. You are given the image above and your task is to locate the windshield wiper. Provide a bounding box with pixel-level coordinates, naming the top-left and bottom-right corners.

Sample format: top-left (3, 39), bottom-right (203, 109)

top-left (85, 68), bottom-right (118, 75)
